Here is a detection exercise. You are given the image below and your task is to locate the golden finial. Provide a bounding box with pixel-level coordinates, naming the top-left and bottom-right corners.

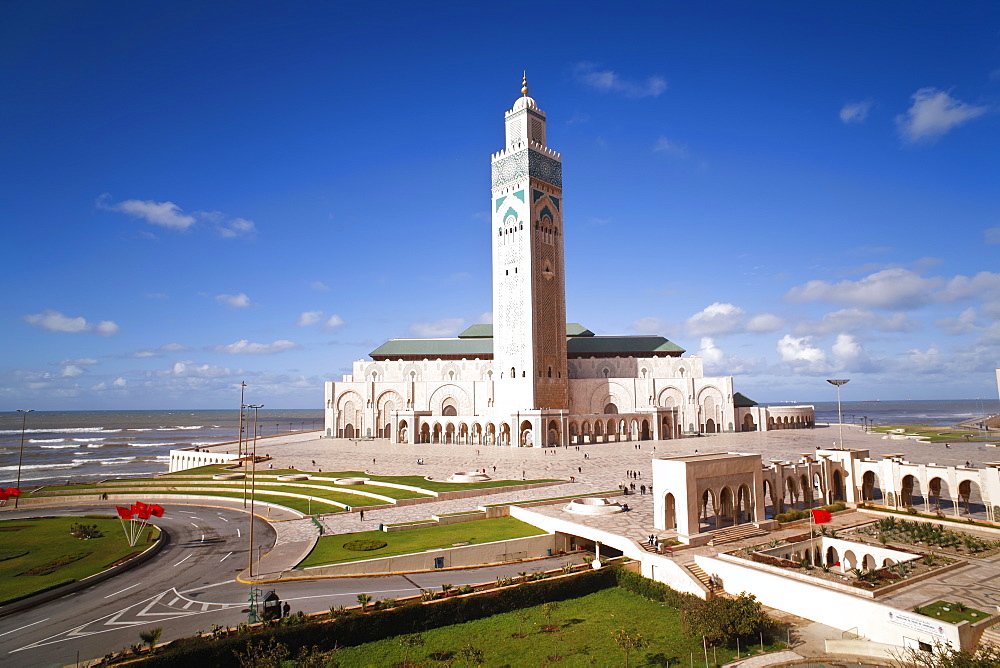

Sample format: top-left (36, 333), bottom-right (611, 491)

top-left (521, 71), bottom-right (529, 96)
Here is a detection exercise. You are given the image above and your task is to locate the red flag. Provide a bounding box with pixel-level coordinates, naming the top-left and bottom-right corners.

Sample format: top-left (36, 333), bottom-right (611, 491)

top-left (148, 504), bottom-right (164, 517)
top-left (116, 506), bottom-right (133, 520)
top-left (131, 501), bottom-right (148, 513)
top-left (7, 488), bottom-right (21, 497)
top-left (811, 509), bottom-right (832, 524)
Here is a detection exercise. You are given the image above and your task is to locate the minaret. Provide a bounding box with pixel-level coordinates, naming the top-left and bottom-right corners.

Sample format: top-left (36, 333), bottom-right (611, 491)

top-left (490, 75), bottom-right (568, 415)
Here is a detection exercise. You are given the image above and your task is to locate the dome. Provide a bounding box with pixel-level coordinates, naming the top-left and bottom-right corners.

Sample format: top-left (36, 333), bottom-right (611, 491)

top-left (512, 95), bottom-right (538, 111)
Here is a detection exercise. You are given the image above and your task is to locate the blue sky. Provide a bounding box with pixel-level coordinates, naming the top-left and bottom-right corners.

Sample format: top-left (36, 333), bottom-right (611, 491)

top-left (3, 1), bottom-right (999, 410)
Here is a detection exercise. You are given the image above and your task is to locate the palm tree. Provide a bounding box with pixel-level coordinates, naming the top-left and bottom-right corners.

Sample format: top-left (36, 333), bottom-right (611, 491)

top-left (357, 593), bottom-right (372, 612)
top-left (138, 627), bottom-right (163, 653)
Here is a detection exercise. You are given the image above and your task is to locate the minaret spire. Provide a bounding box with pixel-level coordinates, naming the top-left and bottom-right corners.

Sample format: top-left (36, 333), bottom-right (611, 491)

top-left (521, 72), bottom-right (529, 96)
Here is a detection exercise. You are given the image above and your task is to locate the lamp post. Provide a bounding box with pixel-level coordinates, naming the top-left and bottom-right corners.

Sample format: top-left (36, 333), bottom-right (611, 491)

top-left (15, 409), bottom-right (34, 508)
top-left (826, 379), bottom-right (850, 450)
top-left (246, 404), bottom-right (263, 577)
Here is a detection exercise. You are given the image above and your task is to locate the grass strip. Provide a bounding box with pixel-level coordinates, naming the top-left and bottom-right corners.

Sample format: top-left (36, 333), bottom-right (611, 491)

top-left (299, 516), bottom-right (546, 567)
top-left (916, 600), bottom-right (988, 624)
top-left (0, 516), bottom-right (158, 605)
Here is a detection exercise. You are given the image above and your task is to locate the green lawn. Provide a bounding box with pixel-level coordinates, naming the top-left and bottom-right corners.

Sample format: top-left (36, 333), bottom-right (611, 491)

top-left (330, 587), bottom-right (777, 666)
top-left (918, 600), bottom-right (988, 624)
top-left (299, 516), bottom-right (546, 567)
top-left (0, 516), bottom-right (159, 605)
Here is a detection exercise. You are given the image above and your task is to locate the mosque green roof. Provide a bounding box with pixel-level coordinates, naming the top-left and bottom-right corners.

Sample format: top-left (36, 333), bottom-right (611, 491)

top-left (370, 325), bottom-right (684, 360)
top-left (733, 392), bottom-right (758, 407)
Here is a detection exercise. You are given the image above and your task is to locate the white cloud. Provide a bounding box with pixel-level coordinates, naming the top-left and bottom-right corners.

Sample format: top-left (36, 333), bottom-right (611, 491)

top-left (62, 365), bottom-right (84, 377)
top-left (746, 313), bottom-right (784, 332)
top-left (776, 334), bottom-right (828, 371)
top-left (101, 195), bottom-right (196, 230)
top-left (938, 271), bottom-right (1000, 302)
top-left (832, 333), bottom-right (862, 363)
top-left (786, 268), bottom-right (942, 310)
top-left (839, 100), bottom-right (872, 123)
top-left (216, 216), bottom-right (257, 239)
top-left (904, 345), bottom-right (942, 373)
top-left (325, 314), bottom-right (345, 329)
top-left (574, 62), bottom-right (667, 99)
top-left (476, 312), bottom-right (493, 325)
top-left (796, 308), bottom-right (914, 336)
top-left (113, 377), bottom-right (126, 387)
top-left (895, 88), bottom-right (987, 143)
top-left (652, 136), bottom-right (687, 156)
top-left (297, 310), bottom-right (323, 327)
top-left (211, 339), bottom-right (298, 354)
top-left (128, 350), bottom-right (161, 359)
top-left (935, 307), bottom-right (979, 335)
top-left (310, 281), bottom-right (330, 291)
top-left (686, 302), bottom-right (746, 337)
top-left (170, 361), bottom-right (235, 377)
top-left (986, 227), bottom-right (1000, 245)
top-left (410, 318), bottom-right (465, 338)
top-left (24, 310), bottom-right (119, 336)
top-left (697, 337), bottom-right (725, 366)
top-left (215, 293), bottom-right (251, 309)
top-left (160, 342), bottom-right (190, 351)
top-left (59, 358), bottom-right (98, 366)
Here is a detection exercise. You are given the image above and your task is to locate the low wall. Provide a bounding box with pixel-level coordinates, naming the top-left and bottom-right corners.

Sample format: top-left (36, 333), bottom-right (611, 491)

top-left (299, 533), bottom-right (563, 577)
top-left (696, 553), bottom-right (975, 649)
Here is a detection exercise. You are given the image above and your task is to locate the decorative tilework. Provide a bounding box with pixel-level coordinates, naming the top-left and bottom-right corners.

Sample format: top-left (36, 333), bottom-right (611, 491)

top-left (528, 150), bottom-right (562, 188)
top-left (532, 189), bottom-right (545, 202)
top-left (503, 206), bottom-right (519, 221)
top-left (494, 196), bottom-right (507, 212)
top-left (513, 190), bottom-right (525, 202)
top-left (539, 205), bottom-right (552, 221)
top-left (491, 150), bottom-right (528, 189)
top-left (550, 196), bottom-right (560, 211)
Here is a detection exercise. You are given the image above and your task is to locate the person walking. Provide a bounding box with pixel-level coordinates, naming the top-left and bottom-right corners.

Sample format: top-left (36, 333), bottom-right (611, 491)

top-left (359, 509), bottom-right (365, 521)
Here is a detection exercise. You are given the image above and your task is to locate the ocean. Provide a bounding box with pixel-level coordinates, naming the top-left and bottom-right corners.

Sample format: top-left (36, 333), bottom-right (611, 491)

top-left (0, 409), bottom-right (323, 487)
top-left (1, 400), bottom-right (997, 488)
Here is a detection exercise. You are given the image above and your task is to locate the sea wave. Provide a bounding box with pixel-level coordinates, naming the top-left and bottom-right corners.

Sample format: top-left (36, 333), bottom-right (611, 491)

top-left (73, 437), bottom-right (106, 443)
top-left (0, 462), bottom-right (79, 471)
top-left (129, 442), bottom-right (176, 447)
top-left (0, 427), bottom-right (112, 435)
top-left (85, 444), bottom-right (105, 448)
top-left (175, 426), bottom-right (202, 430)
top-left (29, 438), bottom-right (66, 443)
top-left (40, 444), bottom-right (78, 449)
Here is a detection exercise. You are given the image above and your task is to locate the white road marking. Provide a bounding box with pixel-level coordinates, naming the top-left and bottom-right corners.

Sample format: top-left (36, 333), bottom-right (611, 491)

top-left (179, 580), bottom-right (232, 594)
top-left (201, 534), bottom-right (205, 541)
top-left (104, 583), bottom-right (141, 599)
top-left (183, 600), bottom-right (195, 609)
top-left (0, 618), bottom-right (49, 639)
top-left (189, 522), bottom-right (198, 528)
top-left (220, 551), bottom-right (232, 562)
top-left (168, 597), bottom-right (180, 606)
top-left (173, 553), bottom-right (193, 567)
top-left (188, 516), bottom-right (202, 520)
top-left (218, 516), bottom-right (229, 522)
top-left (236, 528), bottom-right (241, 537)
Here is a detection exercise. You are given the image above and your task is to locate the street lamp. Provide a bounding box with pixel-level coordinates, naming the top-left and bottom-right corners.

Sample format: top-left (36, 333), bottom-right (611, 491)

top-left (826, 379), bottom-right (850, 450)
top-left (246, 404), bottom-right (263, 577)
top-left (237, 381), bottom-right (246, 459)
top-left (15, 409), bottom-right (34, 508)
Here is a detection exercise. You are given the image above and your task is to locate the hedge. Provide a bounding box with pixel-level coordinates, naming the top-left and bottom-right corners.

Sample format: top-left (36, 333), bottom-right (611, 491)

top-left (131, 568), bottom-right (618, 666)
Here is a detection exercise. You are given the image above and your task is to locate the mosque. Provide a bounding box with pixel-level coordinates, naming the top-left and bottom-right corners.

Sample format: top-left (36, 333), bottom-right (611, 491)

top-left (323, 79), bottom-right (814, 446)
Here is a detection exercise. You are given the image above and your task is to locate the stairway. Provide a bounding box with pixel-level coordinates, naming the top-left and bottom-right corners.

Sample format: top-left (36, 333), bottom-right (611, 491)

top-left (978, 622), bottom-right (1000, 648)
top-left (686, 562), bottom-right (715, 591)
top-left (708, 523), bottom-right (768, 546)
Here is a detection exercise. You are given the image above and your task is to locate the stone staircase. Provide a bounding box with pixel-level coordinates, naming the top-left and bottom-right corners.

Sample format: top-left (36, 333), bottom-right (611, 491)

top-left (686, 562), bottom-right (715, 591)
top-left (708, 523), bottom-right (769, 546)
top-left (978, 622), bottom-right (1000, 648)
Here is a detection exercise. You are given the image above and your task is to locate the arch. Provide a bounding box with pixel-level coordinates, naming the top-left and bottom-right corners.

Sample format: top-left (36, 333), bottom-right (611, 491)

top-left (519, 420), bottom-right (533, 447)
top-left (499, 422), bottom-right (511, 446)
top-left (569, 421), bottom-right (579, 444)
top-left (928, 476), bottom-right (951, 514)
top-left (397, 420), bottom-right (409, 444)
top-left (344, 424), bottom-right (355, 439)
top-left (704, 418), bottom-right (717, 434)
top-left (700, 489), bottom-right (718, 532)
top-left (657, 387), bottom-right (683, 408)
top-left (582, 421), bottom-right (592, 443)
top-left (444, 422), bottom-right (455, 444)
top-left (590, 382), bottom-right (633, 414)
top-left (862, 554), bottom-right (877, 570)
top-left (661, 416), bottom-right (674, 440)
top-left (900, 474), bottom-right (922, 510)
top-left (742, 413), bottom-right (757, 432)
top-left (861, 471), bottom-right (882, 503)
top-left (432, 423), bottom-right (443, 444)
top-left (604, 403), bottom-right (618, 415)
top-left (831, 469), bottom-right (846, 503)
top-left (785, 476), bottom-right (800, 510)
top-left (663, 492), bottom-right (677, 530)
top-left (458, 422), bottom-right (468, 444)
top-left (882, 558), bottom-right (895, 568)
top-left (826, 545), bottom-right (839, 568)
top-left (607, 418), bottom-right (617, 442)
top-left (718, 486), bottom-right (735, 528)
top-left (442, 403), bottom-right (458, 417)
top-left (471, 422), bottom-right (482, 445)
top-left (800, 474), bottom-right (812, 508)
top-left (485, 422), bottom-right (496, 445)
top-left (419, 423), bottom-right (430, 444)
top-left (958, 479), bottom-right (987, 519)
top-left (842, 550), bottom-right (858, 572)
top-left (762, 479), bottom-right (777, 518)
top-left (547, 419), bottom-right (560, 447)
top-left (640, 419), bottom-right (651, 440)
top-left (427, 384), bottom-right (472, 417)
top-left (736, 484), bottom-right (753, 525)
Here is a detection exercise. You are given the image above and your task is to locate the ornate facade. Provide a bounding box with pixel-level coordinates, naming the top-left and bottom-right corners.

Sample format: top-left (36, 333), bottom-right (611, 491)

top-left (323, 80), bottom-right (813, 445)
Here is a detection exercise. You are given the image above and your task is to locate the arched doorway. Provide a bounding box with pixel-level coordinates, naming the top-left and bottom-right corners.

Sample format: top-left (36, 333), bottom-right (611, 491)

top-left (663, 493), bottom-right (676, 529)
top-left (705, 418), bottom-right (717, 434)
top-left (519, 420), bottom-right (533, 447)
top-left (547, 420), bottom-right (560, 446)
top-left (743, 414), bottom-right (756, 432)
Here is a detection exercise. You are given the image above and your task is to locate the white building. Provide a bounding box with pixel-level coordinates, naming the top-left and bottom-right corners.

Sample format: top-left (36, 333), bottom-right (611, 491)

top-left (324, 79), bottom-right (813, 446)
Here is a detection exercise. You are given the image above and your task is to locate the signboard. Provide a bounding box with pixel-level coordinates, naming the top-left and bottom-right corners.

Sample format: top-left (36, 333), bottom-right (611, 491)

top-left (887, 610), bottom-right (947, 638)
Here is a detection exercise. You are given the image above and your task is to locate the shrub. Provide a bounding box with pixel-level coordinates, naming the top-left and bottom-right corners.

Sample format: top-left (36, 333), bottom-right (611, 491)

top-left (342, 539), bottom-right (387, 551)
top-left (69, 523), bottom-right (104, 539)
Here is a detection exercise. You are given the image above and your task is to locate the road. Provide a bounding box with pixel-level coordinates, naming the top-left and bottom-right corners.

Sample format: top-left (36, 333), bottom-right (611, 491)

top-left (0, 505), bottom-right (581, 667)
